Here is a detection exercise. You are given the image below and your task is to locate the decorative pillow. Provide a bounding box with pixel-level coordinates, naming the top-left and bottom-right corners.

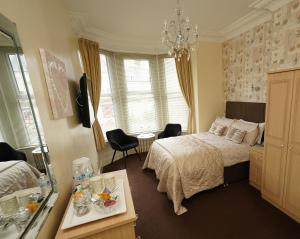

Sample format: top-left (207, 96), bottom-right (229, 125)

top-left (231, 129), bottom-right (246, 144)
top-left (231, 120), bottom-right (259, 146)
top-left (214, 117), bottom-right (235, 135)
top-left (214, 125), bottom-right (226, 136)
top-left (256, 123), bottom-right (265, 145)
top-left (225, 127), bottom-right (237, 140)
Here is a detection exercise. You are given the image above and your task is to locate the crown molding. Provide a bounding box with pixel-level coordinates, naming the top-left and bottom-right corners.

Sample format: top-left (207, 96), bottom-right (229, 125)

top-left (220, 10), bottom-right (272, 41)
top-left (67, 0), bottom-right (293, 53)
top-left (198, 31), bottom-right (224, 43)
top-left (249, 0), bottom-right (292, 11)
top-left (68, 11), bottom-right (223, 54)
top-left (79, 27), bottom-right (224, 54)
top-left (68, 11), bottom-right (166, 54)
top-left (221, 0), bottom-right (293, 41)
top-left (84, 27), bottom-right (165, 54)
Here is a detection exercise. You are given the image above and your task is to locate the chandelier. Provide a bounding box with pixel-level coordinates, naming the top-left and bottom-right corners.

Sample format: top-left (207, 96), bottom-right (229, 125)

top-left (161, 0), bottom-right (199, 61)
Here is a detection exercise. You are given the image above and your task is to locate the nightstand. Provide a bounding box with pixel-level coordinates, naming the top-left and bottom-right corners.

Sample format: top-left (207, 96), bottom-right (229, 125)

top-left (249, 145), bottom-right (264, 190)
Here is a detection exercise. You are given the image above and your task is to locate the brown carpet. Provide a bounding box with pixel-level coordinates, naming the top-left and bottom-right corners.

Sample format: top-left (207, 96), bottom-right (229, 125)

top-left (103, 153), bottom-right (300, 239)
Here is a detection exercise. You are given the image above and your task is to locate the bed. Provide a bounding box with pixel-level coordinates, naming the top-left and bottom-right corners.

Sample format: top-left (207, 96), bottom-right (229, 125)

top-left (0, 160), bottom-right (41, 198)
top-left (143, 101), bottom-right (266, 215)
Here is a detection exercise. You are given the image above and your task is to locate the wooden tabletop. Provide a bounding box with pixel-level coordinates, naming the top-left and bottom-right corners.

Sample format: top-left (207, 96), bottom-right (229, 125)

top-left (251, 144), bottom-right (264, 154)
top-left (55, 170), bottom-right (136, 239)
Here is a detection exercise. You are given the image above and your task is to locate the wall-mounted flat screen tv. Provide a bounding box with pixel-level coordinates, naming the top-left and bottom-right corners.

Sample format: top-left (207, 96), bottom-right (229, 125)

top-left (76, 73), bottom-right (91, 128)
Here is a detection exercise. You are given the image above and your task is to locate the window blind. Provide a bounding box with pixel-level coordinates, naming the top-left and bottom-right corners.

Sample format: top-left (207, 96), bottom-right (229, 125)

top-left (98, 50), bottom-right (188, 135)
top-left (9, 54), bottom-right (45, 146)
top-left (0, 51), bottom-right (44, 147)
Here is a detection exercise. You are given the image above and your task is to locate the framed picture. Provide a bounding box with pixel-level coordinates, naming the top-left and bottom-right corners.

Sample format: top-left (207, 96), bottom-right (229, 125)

top-left (39, 48), bottom-right (73, 119)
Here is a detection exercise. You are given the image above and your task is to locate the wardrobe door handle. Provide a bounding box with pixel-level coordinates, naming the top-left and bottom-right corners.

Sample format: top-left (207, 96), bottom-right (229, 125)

top-left (289, 146), bottom-right (293, 150)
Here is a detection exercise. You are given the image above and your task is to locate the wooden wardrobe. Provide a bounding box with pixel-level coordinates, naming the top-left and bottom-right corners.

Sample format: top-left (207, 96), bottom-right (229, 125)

top-left (262, 69), bottom-right (300, 223)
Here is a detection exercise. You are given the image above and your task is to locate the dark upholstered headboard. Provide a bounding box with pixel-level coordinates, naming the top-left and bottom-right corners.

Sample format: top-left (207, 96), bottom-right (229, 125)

top-left (225, 101), bottom-right (266, 123)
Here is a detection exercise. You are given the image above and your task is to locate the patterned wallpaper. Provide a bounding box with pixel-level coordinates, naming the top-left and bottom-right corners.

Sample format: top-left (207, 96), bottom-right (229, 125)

top-left (223, 0), bottom-right (300, 102)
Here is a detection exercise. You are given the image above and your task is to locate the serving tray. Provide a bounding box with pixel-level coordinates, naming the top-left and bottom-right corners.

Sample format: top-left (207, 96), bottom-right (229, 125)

top-left (61, 179), bottom-right (126, 230)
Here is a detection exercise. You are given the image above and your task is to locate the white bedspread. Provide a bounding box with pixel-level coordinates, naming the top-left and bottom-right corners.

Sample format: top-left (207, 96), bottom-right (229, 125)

top-left (142, 132), bottom-right (250, 215)
top-left (194, 132), bottom-right (250, 166)
top-left (0, 161), bottom-right (41, 198)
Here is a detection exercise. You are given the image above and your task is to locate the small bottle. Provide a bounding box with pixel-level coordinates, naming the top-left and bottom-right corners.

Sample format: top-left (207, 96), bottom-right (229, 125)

top-left (81, 165), bottom-right (94, 196)
top-left (48, 164), bottom-right (57, 192)
top-left (73, 165), bottom-right (83, 189)
top-left (83, 165), bottom-right (94, 179)
top-left (38, 173), bottom-right (50, 197)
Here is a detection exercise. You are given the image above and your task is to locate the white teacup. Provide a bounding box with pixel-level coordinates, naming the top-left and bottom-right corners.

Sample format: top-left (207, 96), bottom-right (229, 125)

top-left (103, 176), bottom-right (116, 192)
top-left (15, 187), bottom-right (41, 207)
top-left (90, 176), bottom-right (105, 194)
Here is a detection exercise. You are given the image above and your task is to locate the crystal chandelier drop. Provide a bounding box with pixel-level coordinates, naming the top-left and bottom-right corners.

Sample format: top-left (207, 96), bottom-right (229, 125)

top-left (161, 0), bottom-right (199, 61)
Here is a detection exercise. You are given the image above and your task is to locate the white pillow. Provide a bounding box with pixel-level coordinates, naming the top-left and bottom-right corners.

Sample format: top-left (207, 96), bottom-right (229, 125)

top-left (214, 117), bottom-right (235, 135)
top-left (231, 120), bottom-right (259, 146)
top-left (256, 123), bottom-right (265, 145)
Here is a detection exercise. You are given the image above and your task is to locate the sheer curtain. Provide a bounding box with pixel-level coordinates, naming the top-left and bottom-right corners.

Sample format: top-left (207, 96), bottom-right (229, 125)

top-left (98, 50), bottom-right (188, 135)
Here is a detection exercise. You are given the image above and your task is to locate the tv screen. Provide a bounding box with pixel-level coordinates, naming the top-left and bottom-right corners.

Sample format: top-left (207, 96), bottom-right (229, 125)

top-left (77, 73), bottom-right (91, 128)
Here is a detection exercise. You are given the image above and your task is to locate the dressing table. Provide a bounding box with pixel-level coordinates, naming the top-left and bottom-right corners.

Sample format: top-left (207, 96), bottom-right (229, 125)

top-left (55, 170), bottom-right (137, 239)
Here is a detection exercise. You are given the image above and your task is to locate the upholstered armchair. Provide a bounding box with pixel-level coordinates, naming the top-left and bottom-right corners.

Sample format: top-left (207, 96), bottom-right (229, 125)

top-left (158, 124), bottom-right (182, 139)
top-left (106, 129), bottom-right (141, 168)
top-left (0, 142), bottom-right (27, 162)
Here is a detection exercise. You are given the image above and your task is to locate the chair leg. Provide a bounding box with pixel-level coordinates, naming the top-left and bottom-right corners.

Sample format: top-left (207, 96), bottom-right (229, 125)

top-left (111, 150), bottom-right (116, 164)
top-left (123, 151), bottom-right (126, 168)
top-left (134, 147), bottom-right (142, 161)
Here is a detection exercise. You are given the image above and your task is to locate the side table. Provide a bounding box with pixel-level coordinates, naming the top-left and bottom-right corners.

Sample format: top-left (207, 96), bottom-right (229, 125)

top-left (137, 133), bottom-right (155, 153)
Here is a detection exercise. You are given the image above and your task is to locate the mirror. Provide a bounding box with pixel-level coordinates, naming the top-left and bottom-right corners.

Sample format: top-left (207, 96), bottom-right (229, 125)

top-left (0, 14), bottom-right (55, 238)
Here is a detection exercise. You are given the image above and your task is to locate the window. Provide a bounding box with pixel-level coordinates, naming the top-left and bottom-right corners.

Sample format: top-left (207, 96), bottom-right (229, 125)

top-left (99, 51), bottom-right (188, 135)
top-left (124, 59), bottom-right (151, 92)
top-left (124, 59), bottom-right (158, 133)
top-left (8, 54), bottom-right (44, 146)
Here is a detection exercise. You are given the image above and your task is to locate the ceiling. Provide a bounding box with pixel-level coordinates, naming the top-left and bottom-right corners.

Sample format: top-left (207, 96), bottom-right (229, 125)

top-left (63, 0), bottom-right (292, 53)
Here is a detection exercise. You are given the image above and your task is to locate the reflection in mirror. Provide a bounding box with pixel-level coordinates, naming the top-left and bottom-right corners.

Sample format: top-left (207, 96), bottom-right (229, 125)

top-left (0, 16), bottom-right (54, 239)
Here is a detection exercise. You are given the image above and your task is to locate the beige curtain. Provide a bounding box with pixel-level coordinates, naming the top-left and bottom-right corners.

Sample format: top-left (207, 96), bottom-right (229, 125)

top-left (175, 54), bottom-right (195, 134)
top-left (78, 38), bottom-right (105, 151)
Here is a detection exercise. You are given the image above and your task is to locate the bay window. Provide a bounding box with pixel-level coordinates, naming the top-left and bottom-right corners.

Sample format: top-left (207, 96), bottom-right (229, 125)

top-left (99, 50), bottom-right (188, 135)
